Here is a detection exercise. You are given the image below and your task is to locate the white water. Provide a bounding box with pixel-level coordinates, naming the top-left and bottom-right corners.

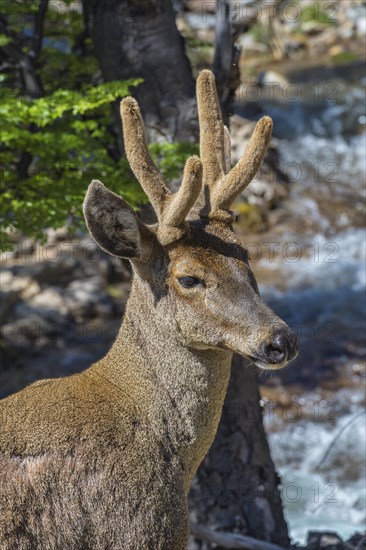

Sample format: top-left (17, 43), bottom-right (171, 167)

top-left (268, 411), bottom-right (366, 544)
top-left (261, 227), bottom-right (366, 542)
top-left (258, 80), bottom-right (366, 543)
top-left (279, 132), bottom-right (366, 198)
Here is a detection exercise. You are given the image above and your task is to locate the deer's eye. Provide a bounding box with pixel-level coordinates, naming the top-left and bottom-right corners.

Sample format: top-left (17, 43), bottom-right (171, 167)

top-left (177, 276), bottom-right (203, 288)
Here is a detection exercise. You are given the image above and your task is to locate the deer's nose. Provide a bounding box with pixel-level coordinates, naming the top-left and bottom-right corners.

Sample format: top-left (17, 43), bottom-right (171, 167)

top-left (261, 328), bottom-right (298, 365)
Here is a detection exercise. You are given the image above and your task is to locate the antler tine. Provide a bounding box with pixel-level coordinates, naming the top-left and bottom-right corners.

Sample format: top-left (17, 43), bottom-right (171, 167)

top-left (223, 126), bottom-right (231, 174)
top-left (211, 116), bottom-right (273, 211)
top-left (120, 97), bottom-right (170, 217)
top-left (121, 96), bottom-right (203, 245)
top-left (196, 70), bottom-right (225, 188)
top-left (163, 156), bottom-right (203, 228)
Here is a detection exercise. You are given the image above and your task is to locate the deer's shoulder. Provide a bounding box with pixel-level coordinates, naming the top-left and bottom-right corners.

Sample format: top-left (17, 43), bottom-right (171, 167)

top-left (0, 369), bottom-right (140, 458)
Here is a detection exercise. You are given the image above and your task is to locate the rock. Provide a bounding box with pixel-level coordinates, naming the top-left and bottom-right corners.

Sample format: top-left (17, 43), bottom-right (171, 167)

top-left (306, 531), bottom-right (345, 549)
top-left (0, 291), bottom-right (18, 324)
top-left (2, 314), bottom-right (60, 348)
top-left (229, 115), bottom-right (290, 211)
top-left (10, 259), bottom-right (75, 286)
top-left (185, 0), bottom-right (215, 14)
top-left (329, 45), bottom-right (346, 57)
top-left (237, 32), bottom-right (268, 55)
top-left (21, 280), bottom-right (41, 300)
top-left (302, 22), bottom-right (326, 36)
top-left (246, 177), bottom-right (276, 204)
top-left (29, 288), bottom-right (69, 321)
top-left (307, 531), bottom-right (344, 544)
top-left (346, 533), bottom-right (366, 549)
top-left (0, 271), bottom-right (40, 299)
top-left (45, 226), bottom-right (74, 242)
top-left (64, 277), bottom-right (114, 318)
top-left (0, 249), bottom-right (16, 262)
top-left (14, 300), bottom-right (67, 328)
top-left (229, 115), bottom-right (258, 163)
top-left (13, 238), bottom-right (36, 257)
top-left (234, 202), bottom-right (268, 232)
top-left (256, 70), bottom-right (290, 89)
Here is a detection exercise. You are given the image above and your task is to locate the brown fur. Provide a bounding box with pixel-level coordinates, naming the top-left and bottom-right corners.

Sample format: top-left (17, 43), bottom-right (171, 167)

top-left (0, 71), bottom-right (297, 549)
top-left (194, 70), bottom-right (273, 218)
top-left (120, 98), bottom-right (202, 245)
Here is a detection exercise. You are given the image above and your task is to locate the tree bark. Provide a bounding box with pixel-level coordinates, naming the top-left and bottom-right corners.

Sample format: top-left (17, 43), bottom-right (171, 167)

top-left (86, 0), bottom-right (197, 144)
top-left (213, 0), bottom-right (241, 125)
top-left (0, 11), bottom-right (46, 181)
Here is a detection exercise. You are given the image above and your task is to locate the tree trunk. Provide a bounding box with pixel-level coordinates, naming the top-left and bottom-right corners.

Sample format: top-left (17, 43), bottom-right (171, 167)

top-left (87, 2), bottom-right (290, 545)
top-left (87, 0), bottom-right (197, 144)
top-left (188, 356), bottom-right (290, 548)
top-left (213, 0), bottom-right (241, 125)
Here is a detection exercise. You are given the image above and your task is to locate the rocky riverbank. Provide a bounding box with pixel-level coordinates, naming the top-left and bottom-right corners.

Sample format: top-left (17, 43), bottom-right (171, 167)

top-left (0, 233), bottom-right (129, 397)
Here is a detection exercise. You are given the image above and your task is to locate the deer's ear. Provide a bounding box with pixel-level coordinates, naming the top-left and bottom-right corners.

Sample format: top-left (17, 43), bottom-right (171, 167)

top-left (83, 180), bottom-right (141, 258)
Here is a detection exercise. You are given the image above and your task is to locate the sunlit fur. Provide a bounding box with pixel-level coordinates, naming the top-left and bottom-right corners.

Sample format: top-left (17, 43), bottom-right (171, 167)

top-left (0, 220), bottom-right (294, 549)
top-left (0, 70), bottom-right (297, 549)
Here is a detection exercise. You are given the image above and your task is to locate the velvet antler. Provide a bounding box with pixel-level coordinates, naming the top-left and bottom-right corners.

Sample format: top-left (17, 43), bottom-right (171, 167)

top-left (196, 70), bottom-right (273, 219)
top-left (120, 70), bottom-right (271, 241)
top-left (120, 97), bottom-right (202, 244)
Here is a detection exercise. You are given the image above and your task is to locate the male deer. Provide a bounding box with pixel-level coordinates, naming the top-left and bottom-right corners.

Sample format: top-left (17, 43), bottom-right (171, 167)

top-left (0, 70), bottom-right (297, 550)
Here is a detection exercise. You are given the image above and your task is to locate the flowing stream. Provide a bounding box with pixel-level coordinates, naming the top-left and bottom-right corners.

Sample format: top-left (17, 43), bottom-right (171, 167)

top-left (239, 64), bottom-right (366, 543)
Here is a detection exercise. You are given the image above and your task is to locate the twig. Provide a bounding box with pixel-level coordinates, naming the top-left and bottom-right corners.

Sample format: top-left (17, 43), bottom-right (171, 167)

top-left (212, 0), bottom-right (240, 125)
top-left (0, 18), bottom-right (43, 98)
top-left (315, 410), bottom-right (366, 471)
top-left (33, 0), bottom-right (49, 58)
top-left (190, 521), bottom-right (287, 550)
top-left (354, 535), bottom-right (366, 550)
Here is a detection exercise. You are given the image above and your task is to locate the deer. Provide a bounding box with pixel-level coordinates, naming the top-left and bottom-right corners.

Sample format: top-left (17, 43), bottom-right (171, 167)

top-left (0, 70), bottom-right (297, 550)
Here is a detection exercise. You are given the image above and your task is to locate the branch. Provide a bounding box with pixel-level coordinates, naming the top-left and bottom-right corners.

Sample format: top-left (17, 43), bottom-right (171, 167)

top-left (212, 0), bottom-right (239, 125)
top-left (315, 410), bottom-right (366, 471)
top-left (190, 522), bottom-right (288, 550)
top-left (73, 0), bottom-right (90, 55)
top-left (0, 18), bottom-right (43, 97)
top-left (32, 0), bottom-right (49, 58)
top-left (0, 15), bottom-right (44, 180)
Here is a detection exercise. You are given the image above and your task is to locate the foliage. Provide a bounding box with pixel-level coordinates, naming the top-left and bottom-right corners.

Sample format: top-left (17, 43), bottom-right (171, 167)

top-left (248, 22), bottom-right (269, 44)
top-left (184, 35), bottom-right (214, 69)
top-left (331, 51), bottom-right (360, 64)
top-left (0, 82), bottom-right (198, 248)
top-left (0, 2), bottom-right (196, 250)
top-left (300, 3), bottom-right (337, 26)
top-left (0, 80), bottom-right (146, 246)
top-left (149, 142), bottom-right (199, 181)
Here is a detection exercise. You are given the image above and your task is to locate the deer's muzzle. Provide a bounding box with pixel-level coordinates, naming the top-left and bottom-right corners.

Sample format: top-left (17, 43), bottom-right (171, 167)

top-left (255, 327), bottom-right (298, 368)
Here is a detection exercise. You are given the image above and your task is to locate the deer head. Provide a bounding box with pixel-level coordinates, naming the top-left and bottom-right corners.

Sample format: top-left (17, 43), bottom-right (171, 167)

top-left (83, 70), bottom-right (297, 369)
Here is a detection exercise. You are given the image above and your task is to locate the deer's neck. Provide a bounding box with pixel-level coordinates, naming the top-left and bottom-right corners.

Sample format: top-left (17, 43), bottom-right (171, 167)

top-left (93, 278), bottom-right (232, 486)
